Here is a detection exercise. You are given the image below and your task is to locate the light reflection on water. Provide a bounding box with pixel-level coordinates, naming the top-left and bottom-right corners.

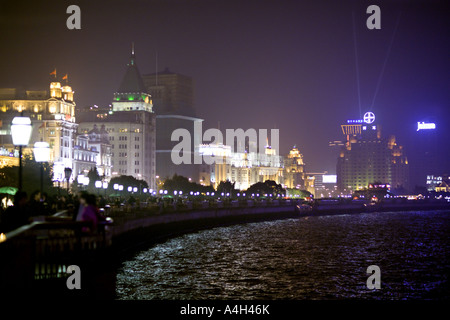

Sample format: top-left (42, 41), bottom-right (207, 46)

top-left (116, 211), bottom-right (450, 300)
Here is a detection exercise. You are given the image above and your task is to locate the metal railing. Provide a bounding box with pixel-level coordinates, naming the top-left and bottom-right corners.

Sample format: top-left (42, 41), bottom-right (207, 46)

top-left (0, 216), bottom-right (113, 291)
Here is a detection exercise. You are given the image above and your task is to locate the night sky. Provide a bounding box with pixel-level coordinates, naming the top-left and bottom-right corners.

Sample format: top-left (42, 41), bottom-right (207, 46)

top-left (1, 0), bottom-right (448, 174)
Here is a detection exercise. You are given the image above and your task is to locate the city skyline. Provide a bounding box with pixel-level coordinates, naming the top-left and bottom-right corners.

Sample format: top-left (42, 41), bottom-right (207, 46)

top-left (0, 0), bottom-right (448, 174)
top-left (1, 0), bottom-right (449, 305)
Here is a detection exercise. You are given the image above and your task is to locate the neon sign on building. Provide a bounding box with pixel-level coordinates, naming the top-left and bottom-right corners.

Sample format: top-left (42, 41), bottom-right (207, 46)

top-left (417, 122), bottom-right (436, 131)
top-left (347, 112), bottom-right (376, 124)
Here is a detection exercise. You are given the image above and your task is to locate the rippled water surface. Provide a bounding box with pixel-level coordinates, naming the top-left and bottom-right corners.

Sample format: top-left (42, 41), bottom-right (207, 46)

top-left (116, 211), bottom-right (450, 300)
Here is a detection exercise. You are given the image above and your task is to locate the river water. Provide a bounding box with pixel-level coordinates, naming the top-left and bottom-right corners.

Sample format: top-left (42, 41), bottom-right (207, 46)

top-left (115, 210), bottom-right (450, 300)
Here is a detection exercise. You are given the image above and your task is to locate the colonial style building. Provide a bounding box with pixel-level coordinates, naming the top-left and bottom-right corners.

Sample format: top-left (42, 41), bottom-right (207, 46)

top-left (0, 81), bottom-right (78, 182)
top-left (198, 142), bottom-right (284, 191)
top-left (77, 49), bottom-right (156, 189)
top-left (283, 146), bottom-right (306, 189)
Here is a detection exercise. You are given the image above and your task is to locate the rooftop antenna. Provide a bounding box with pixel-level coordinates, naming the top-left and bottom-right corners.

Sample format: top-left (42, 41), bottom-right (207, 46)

top-left (156, 51), bottom-right (158, 86)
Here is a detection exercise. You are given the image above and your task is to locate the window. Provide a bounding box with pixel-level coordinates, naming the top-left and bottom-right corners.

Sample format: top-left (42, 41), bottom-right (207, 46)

top-left (135, 136), bottom-right (139, 141)
top-left (135, 145), bottom-right (139, 149)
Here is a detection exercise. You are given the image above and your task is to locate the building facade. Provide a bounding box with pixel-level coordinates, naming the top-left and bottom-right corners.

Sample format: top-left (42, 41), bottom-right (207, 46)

top-left (198, 142), bottom-right (284, 191)
top-left (77, 49), bottom-right (156, 189)
top-left (336, 113), bottom-right (409, 193)
top-left (142, 70), bottom-right (202, 181)
top-left (0, 82), bottom-right (78, 182)
top-left (283, 146), bottom-right (306, 189)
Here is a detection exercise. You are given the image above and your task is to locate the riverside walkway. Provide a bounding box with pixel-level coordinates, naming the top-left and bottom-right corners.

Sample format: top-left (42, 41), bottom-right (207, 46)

top-left (0, 198), bottom-right (298, 297)
top-left (1, 197), bottom-right (449, 298)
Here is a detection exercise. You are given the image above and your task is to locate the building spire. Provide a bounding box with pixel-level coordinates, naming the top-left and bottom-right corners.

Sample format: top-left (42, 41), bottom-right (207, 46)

top-left (130, 42), bottom-right (135, 66)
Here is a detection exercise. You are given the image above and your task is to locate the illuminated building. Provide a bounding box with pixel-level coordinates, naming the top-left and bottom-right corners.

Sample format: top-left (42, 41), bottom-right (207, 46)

top-left (435, 180), bottom-right (449, 193)
top-left (77, 48), bottom-right (156, 189)
top-left (336, 112), bottom-right (409, 193)
top-left (198, 142), bottom-right (284, 190)
top-left (311, 173), bottom-right (338, 198)
top-left (72, 134), bottom-right (98, 180)
top-left (73, 124), bottom-right (112, 181)
top-left (0, 82), bottom-right (77, 182)
top-left (142, 69), bottom-right (203, 181)
top-left (283, 146), bottom-right (306, 189)
top-left (426, 175), bottom-right (443, 192)
top-left (0, 147), bottom-right (19, 168)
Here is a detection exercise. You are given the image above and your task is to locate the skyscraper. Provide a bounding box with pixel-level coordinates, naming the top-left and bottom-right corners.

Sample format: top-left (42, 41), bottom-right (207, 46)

top-left (78, 49), bottom-right (156, 189)
top-left (142, 69), bottom-right (203, 181)
top-left (336, 113), bottom-right (409, 193)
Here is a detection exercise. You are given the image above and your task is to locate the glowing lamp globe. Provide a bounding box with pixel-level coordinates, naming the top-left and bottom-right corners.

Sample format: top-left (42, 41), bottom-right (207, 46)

top-left (11, 116), bottom-right (32, 146)
top-left (33, 142), bottom-right (50, 162)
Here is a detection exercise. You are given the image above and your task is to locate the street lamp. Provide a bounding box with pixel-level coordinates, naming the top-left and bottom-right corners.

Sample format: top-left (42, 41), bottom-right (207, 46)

top-left (33, 142), bottom-right (50, 199)
top-left (95, 180), bottom-right (102, 195)
top-left (64, 167), bottom-right (72, 194)
top-left (11, 116), bottom-right (32, 191)
top-left (82, 176), bottom-right (89, 189)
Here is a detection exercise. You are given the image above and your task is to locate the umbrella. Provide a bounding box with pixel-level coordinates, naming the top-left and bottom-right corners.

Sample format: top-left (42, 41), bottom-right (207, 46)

top-left (0, 186), bottom-right (18, 195)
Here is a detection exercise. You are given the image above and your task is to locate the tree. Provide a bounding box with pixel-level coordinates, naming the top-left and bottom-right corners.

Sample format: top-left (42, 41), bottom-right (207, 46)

top-left (0, 154), bottom-right (56, 196)
top-left (87, 168), bottom-right (101, 193)
top-left (246, 180), bottom-right (285, 197)
top-left (163, 174), bottom-right (214, 195)
top-left (216, 180), bottom-right (235, 195)
top-left (108, 175), bottom-right (149, 195)
top-left (286, 188), bottom-right (313, 199)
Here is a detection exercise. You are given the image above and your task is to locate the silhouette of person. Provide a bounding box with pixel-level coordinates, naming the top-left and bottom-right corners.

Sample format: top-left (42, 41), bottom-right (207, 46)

top-left (28, 190), bottom-right (45, 217)
top-left (0, 191), bottom-right (30, 233)
top-left (78, 193), bottom-right (99, 233)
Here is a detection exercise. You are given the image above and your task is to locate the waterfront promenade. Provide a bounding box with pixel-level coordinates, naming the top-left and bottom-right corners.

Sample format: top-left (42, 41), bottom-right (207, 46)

top-left (1, 197), bottom-right (449, 299)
